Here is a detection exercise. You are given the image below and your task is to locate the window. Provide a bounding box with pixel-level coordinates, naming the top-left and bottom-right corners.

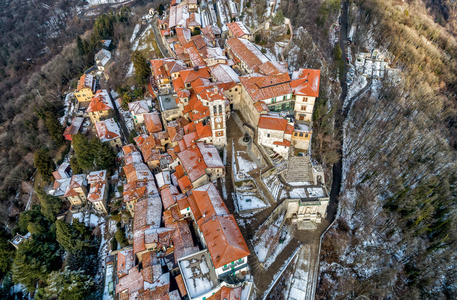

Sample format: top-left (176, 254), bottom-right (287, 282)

top-left (218, 105), bottom-right (222, 114)
top-left (235, 88), bottom-right (238, 92)
top-left (267, 134), bottom-right (270, 138)
top-left (301, 105), bottom-right (307, 111)
top-left (299, 133), bottom-right (303, 137)
top-left (272, 97), bottom-right (276, 103)
top-left (304, 97), bottom-right (308, 102)
top-left (213, 106), bottom-right (217, 114)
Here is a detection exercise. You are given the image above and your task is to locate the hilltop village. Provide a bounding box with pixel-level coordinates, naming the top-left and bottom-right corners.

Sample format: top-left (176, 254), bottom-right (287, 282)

top-left (25, 0), bottom-right (329, 299)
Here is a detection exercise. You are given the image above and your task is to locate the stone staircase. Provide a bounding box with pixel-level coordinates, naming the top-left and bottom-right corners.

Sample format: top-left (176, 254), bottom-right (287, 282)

top-left (285, 156), bottom-right (313, 183)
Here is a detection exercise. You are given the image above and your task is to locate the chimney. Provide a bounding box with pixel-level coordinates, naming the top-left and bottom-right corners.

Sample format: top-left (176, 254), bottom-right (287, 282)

top-left (194, 66), bottom-right (199, 71)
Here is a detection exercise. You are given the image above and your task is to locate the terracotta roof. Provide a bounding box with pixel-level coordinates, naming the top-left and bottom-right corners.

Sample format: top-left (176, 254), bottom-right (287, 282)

top-left (63, 117), bottom-right (84, 139)
top-left (196, 122), bottom-right (212, 139)
top-left (160, 185), bottom-right (180, 210)
top-left (138, 135), bottom-right (160, 163)
top-left (86, 90), bottom-right (113, 112)
top-left (179, 67), bottom-right (211, 84)
top-left (163, 205), bottom-right (184, 226)
top-left (285, 124), bottom-right (294, 135)
top-left (134, 196), bottom-right (162, 230)
top-left (175, 274), bottom-right (187, 297)
top-left (227, 22), bottom-right (250, 38)
top-left (177, 147), bottom-right (207, 182)
top-left (167, 122), bottom-right (185, 142)
top-left (191, 35), bottom-right (207, 50)
top-left (178, 175), bottom-right (193, 192)
top-left (123, 144), bottom-right (144, 164)
top-left (258, 61), bottom-right (288, 76)
top-left (128, 100), bottom-right (149, 115)
top-left (197, 142), bottom-right (224, 169)
top-left (273, 140), bottom-right (291, 147)
top-left (144, 112), bottom-right (163, 134)
top-left (52, 162), bottom-right (70, 180)
top-left (183, 131), bottom-right (198, 149)
top-left (226, 37), bottom-right (268, 72)
top-left (253, 101), bottom-right (269, 113)
top-left (116, 267), bottom-right (143, 295)
top-left (290, 68), bottom-right (321, 97)
top-left (95, 118), bottom-right (121, 142)
top-left (176, 27), bottom-right (192, 46)
top-left (185, 44), bottom-right (206, 67)
top-left (207, 286), bottom-right (242, 300)
top-left (87, 181), bottom-right (106, 202)
top-left (123, 163), bottom-right (154, 183)
top-left (239, 73), bottom-right (291, 102)
top-left (177, 196), bottom-right (190, 211)
top-left (64, 174), bottom-right (86, 198)
top-left (201, 214), bottom-right (250, 268)
top-left (189, 182), bottom-right (229, 226)
top-left (77, 74), bottom-right (95, 91)
top-left (117, 249), bottom-right (135, 278)
top-left (186, 13), bottom-right (201, 28)
top-left (258, 114), bottom-right (289, 131)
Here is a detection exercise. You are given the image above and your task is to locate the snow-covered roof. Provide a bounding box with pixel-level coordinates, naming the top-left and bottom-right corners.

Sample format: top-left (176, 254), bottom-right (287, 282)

top-left (134, 196), bottom-right (163, 230)
top-left (128, 100), bottom-right (149, 115)
top-left (155, 171), bottom-right (171, 189)
top-left (87, 170), bottom-right (107, 184)
top-left (95, 49), bottom-right (112, 66)
top-left (95, 118), bottom-right (121, 143)
top-left (209, 63), bottom-right (240, 83)
top-left (177, 249), bottom-right (219, 299)
top-left (197, 142), bottom-right (224, 169)
top-left (50, 177), bottom-right (72, 197)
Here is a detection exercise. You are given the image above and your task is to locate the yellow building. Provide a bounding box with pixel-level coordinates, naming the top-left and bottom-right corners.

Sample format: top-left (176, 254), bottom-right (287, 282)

top-left (75, 74), bottom-right (96, 108)
top-left (86, 90), bottom-right (114, 124)
top-left (64, 174), bottom-right (88, 207)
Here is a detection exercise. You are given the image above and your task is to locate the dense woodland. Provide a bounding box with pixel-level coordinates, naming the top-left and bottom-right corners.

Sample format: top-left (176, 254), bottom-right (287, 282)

top-left (0, 1), bottom-right (145, 297)
top-left (318, 0), bottom-right (457, 298)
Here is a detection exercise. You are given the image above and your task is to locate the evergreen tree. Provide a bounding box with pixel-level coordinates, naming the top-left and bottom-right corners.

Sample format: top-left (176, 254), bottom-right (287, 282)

top-left (70, 155), bottom-right (82, 174)
top-left (131, 50), bottom-right (150, 86)
top-left (34, 149), bottom-right (56, 182)
top-left (333, 43), bottom-right (342, 60)
top-left (39, 268), bottom-right (93, 300)
top-left (115, 228), bottom-right (128, 247)
top-left (12, 239), bottom-right (61, 292)
top-left (0, 229), bottom-right (14, 277)
top-left (92, 138), bottom-right (116, 170)
top-left (272, 10), bottom-right (285, 25)
top-left (56, 220), bottom-right (92, 253)
top-left (44, 112), bottom-right (65, 146)
top-left (158, 4), bottom-right (164, 15)
top-left (36, 188), bottom-right (63, 222)
top-left (76, 36), bottom-right (85, 56)
top-left (72, 134), bottom-right (95, 171)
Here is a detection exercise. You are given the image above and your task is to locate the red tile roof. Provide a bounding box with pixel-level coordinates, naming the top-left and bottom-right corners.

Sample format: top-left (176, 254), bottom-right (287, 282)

top-left (239, 73), bottom-right (291, 102)
top-left (86, 90), bottom-right (113, 112)
top-left (201, 214), bottom-right (250, 268)
top-left (227, 22), bottom-right (250, 38)
top-left (177, 147), bottom-right (207, 182)
top-left (189, 182), bottom-right (229, 226)
top-left (160, 185), bottom-right (180, 210)
top-left (144, 112), bottom-right (163, 134)
top-left (290, 68), bottom-right (321, 97)
top-left (178, 175), bottom-right (193, 193)
top-left (273, 140), bottom-right (291, 147)
top-left (258, 114), bottom-right (289, 131)
top-left (207, 286), bottom-right (242, 300)
top-left (175, 274), bottom-right (187, 297)
top-left (226, 37), bottom-right (268, 72)
top-left (116, 267), bottom-right (143, 295)
top-left (196, 122), bottom-right (212, 139)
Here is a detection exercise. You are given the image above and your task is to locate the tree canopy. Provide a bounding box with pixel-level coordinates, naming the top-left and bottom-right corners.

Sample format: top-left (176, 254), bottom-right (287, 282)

top-left (34, 150), bottom-right (56, 182)
top-left (131, 50), bottom-right (150, 86)
top-left (36, 188), bottom-right (63, 222)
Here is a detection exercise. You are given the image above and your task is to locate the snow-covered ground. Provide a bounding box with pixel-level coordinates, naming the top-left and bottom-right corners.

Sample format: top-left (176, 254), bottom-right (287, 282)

top-left (252, 211), bottom-right (285, 263)
top-left (60, 92), bottom-right (75, 125)
top-left (235, 193), bottom-right (269, 212)
top-left (263, 227), bottom-right (292, 269)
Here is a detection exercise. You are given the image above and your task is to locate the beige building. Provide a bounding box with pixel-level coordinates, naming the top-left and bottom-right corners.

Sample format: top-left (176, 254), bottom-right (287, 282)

top-left (290, 69), bottom-right (321, 122)
top-left (95, 118), bottom-right (122, 149)
top-left (86, 90), bottom-right (114, 124)
top-left (285, 190), bottom-right (329, 230)
top-left (64, 174), bottom-right (88, 207)
top-left (257, 114), bottom-right (293, 159)
top-left (87, 170), bottom-right (109, 215)
top-left (75, 74), bottom-right (96, 108)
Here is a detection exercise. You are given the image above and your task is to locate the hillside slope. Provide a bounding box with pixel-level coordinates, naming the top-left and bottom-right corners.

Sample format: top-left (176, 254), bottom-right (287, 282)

top-left (318, 0), bottom-right (457, 298)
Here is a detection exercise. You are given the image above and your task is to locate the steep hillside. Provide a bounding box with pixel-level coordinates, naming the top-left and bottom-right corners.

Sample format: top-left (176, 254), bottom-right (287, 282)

top-left (318, 0), bottom-right (457, 298)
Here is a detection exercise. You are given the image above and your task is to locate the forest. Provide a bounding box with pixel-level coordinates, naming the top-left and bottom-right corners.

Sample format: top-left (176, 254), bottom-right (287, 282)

top-left (317, 0), bottom-right (457, 298)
